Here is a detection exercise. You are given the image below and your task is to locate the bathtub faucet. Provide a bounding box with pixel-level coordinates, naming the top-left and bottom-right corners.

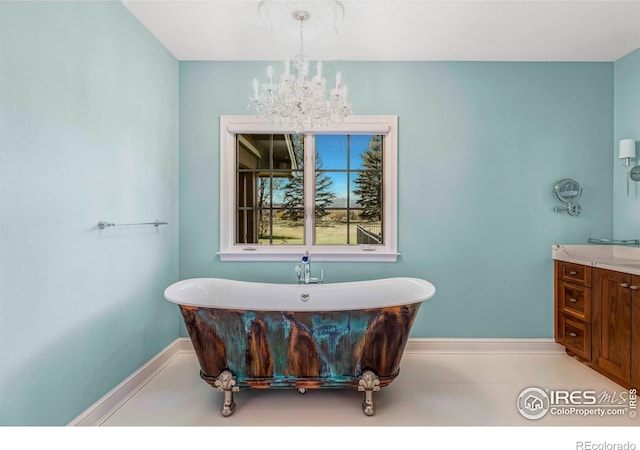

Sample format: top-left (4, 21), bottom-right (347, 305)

top-left (295, 252), bottom-right (323, 284)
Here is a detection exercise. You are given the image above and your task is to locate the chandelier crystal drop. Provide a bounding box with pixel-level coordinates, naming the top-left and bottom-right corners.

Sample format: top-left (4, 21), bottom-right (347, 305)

top-left (248, 4), bottom-right (352, 131)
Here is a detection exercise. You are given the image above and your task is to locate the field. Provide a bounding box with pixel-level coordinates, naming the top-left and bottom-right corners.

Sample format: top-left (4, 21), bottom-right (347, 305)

top-left (258, 220), bottom-right (361, 245)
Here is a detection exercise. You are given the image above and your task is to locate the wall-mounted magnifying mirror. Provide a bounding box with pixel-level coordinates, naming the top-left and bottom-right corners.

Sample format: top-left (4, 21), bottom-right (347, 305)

top-left (630, 166), bottom-right (640, 182)
top-left (554, 178), bottom-right (582, 203)
top-left (553, 178), bottom-right (582, 216)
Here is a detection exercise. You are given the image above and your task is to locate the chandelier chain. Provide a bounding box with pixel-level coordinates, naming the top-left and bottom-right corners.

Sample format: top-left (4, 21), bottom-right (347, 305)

top-left (298, 13), bottom-right (304, 57)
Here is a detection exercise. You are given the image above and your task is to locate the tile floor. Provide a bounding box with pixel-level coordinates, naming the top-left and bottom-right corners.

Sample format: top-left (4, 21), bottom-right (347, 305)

top-left (101, 350), bottom-right (637, 427)
top-left (8, 350), bottom-right (633, 450)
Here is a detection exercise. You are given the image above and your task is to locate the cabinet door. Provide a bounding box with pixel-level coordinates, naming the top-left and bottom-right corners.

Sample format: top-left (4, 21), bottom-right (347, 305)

top-left (594, 269), bottom-right (631, 383)
top-left (632, 275), bottom-right (640, 388)
top-left (593, 269), bottom-right (631, 382)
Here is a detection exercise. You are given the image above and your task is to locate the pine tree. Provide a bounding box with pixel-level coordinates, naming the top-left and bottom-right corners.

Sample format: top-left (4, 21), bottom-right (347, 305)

top-left (281, 172), bottom-right (305, 221)
top-left (281, 135), bottom-right (336, 221)
top-left (281, 135), bottom-right (305, 221)
top-left (353, 135), bottom-right (382, 221)
top-left (314, 156), bottom-right (336, 220)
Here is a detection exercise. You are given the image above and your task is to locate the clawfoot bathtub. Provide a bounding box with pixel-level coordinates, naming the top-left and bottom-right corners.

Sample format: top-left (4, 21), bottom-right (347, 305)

top-left (164, 277), bottom-right (435, 416)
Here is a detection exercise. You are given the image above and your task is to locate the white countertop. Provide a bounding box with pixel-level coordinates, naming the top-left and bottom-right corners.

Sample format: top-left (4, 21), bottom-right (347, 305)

top-left (552, 244), bottom-right (640, 276)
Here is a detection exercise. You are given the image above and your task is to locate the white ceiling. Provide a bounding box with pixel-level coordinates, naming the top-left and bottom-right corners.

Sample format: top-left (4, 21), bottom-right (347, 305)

top-left (122, 0), bottom-right (640, 62)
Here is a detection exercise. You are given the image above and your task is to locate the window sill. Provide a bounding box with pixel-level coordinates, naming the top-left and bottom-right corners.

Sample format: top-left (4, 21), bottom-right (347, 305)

top-left (217, 246), bottom-right (399, 262)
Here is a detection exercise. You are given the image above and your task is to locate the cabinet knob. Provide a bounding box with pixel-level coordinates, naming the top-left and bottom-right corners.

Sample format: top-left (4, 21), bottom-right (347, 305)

top-left (569, 271), bottom-right (578, 275)
top-left (569, 298), bottom-right (578, 303)
top-left (621, 283), bottom-right (630, 288)
top-left (631, 285), bottom-right (639, 291)
top-left (569, 332), bottom-right (577, 338)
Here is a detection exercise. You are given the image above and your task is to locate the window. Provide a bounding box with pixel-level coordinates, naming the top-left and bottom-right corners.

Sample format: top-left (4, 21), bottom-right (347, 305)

top-left (219, 116), bottom-right (398, 261)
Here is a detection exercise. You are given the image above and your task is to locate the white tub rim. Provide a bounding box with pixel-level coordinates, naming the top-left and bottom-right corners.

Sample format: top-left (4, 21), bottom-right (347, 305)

top-left (164, 277), bottom-right (436, 312)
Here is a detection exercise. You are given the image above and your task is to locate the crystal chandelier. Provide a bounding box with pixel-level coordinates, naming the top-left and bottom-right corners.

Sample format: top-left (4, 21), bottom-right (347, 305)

top-left (248, 1), bottom-right (351, 131)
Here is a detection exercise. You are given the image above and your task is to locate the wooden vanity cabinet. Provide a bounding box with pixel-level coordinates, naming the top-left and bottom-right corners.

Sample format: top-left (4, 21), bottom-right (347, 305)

top-left (633, 287), bottom-right (640, 388)
top-left (554, 261), bottom-right (593, 361)
top-left (555, 261), bottom-right (640, 388)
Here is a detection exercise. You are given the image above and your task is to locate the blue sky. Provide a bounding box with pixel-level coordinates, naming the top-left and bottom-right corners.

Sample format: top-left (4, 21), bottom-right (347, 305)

top-left (315, 134), bottom-right (376, 200)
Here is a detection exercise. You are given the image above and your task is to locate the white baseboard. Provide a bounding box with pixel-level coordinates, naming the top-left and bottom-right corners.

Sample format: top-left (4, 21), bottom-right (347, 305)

top-left (68, 337), bottom-right (563, 426)
top-left (170, 337), bottom-right (563, 355)
top-left (67, 338), bottom-right (192, 426)
top-left (404, 338), bottom-right (564, 354)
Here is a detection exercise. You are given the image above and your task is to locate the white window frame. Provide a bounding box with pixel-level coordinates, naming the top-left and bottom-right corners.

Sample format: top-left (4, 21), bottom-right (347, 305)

top-left (218, 115), bottom-right (398, 262)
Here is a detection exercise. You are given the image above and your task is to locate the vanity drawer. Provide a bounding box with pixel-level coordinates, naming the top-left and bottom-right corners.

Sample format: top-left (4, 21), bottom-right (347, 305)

top-left (559, 314), bottom-right (591, 361)
top-left (558, 281), bottom-right (591, 322)
top-left (558, 262), bottom-right (592, 287)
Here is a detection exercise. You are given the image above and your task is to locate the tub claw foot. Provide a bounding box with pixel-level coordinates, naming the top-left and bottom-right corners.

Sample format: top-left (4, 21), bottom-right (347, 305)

top-left (358, 370), bottom-right (380, 416)
top-left (297, 388), bottom-right (307, 394)
top-left (214, 370), bottom-right (239, 417)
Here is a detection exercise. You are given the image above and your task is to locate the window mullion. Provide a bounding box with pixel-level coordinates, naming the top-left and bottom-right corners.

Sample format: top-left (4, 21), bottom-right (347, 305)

top-left (269, 134), bottom-right (274, 245)
top-left (304, 134), bottom-right (315, 249)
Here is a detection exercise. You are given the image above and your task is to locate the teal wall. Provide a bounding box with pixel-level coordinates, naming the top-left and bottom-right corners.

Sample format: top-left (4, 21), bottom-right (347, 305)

top-left (614, 49), bottom-right (640, 237)
top-left (179, 61), bottom-right (613, 339)
top-left (0, 2), bottom-right (179, 425)
top-left (0, 0), bottom-right (623, 426)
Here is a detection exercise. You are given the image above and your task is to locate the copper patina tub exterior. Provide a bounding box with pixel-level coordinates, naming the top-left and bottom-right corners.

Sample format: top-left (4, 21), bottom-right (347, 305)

top-left (165, 277), bottom-right (435, 416)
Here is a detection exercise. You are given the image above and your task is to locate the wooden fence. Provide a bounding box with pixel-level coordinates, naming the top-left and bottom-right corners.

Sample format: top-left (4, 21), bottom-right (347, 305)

top-left (356, 223), bottom-right (382, 245)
